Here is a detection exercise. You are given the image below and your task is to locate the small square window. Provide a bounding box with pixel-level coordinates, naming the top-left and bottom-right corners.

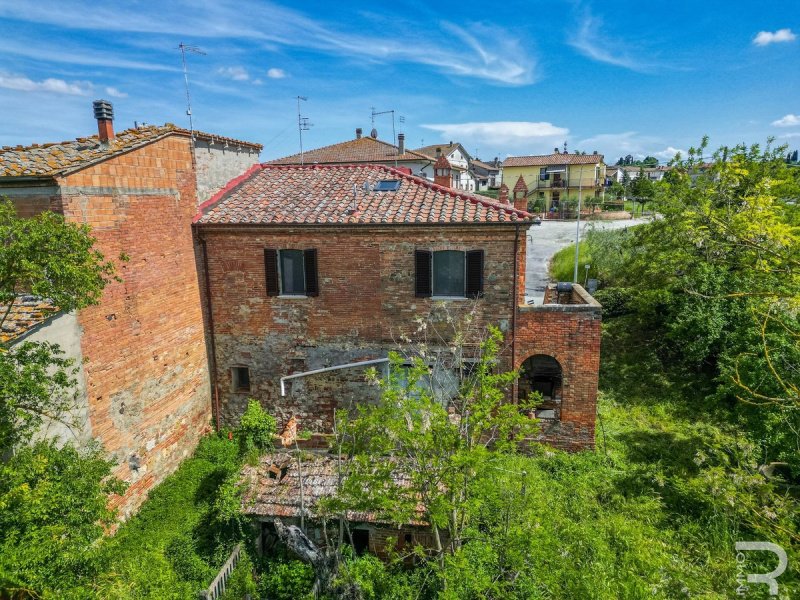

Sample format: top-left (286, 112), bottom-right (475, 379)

top-left (279, 249), bottom-right (306, 295)
top-left (232, 366), bottom-right (251, 393)
top-left (374, 179), bottom-right (401, 191)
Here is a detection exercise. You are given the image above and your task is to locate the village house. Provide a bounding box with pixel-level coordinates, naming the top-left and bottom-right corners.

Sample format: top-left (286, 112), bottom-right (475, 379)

top-left (0, 100), bottom-right (262, 518)
top-left (268, 131), bottom-right (478, 192)
top-left (194, 161), bottom-right (601, 452)
top-left (471, 157), bottom-right (502, 191)
top-left (502, 150), bottom-right (606, 213)
top-left (413, 142), bottom-right (477, 191)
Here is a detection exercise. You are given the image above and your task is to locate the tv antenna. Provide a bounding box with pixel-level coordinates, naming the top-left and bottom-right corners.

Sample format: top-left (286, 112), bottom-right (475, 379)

top-left (370, 107), bottom-right (404, 166)
top-left (178, 43), bottom-right (206, 140)
top-left (297, 96), bottom-right (312, 165)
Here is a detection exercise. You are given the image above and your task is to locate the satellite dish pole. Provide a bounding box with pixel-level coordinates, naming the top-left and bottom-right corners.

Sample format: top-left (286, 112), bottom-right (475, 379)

top-left (297, 96), bottom-right (311, 165)
top-left (178, 42), bottom-right (206, 142)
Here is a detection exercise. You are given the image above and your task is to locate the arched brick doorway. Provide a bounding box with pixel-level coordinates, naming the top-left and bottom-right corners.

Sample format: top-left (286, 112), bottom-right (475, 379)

top-left (519, 354), bottom-right (562, 420)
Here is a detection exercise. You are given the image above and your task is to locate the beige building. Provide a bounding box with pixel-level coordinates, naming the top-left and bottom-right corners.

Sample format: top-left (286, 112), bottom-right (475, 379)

top-left (502, 151), bottom-right (605, 212)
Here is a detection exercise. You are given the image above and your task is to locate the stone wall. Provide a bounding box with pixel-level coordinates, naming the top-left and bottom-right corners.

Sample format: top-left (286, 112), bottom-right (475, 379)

top-left (193, 138), bottom-right (261, 205)
top-left (14, 311), bottom-right (92, 446)
top-left (198, 224), bottom-right (522, 433)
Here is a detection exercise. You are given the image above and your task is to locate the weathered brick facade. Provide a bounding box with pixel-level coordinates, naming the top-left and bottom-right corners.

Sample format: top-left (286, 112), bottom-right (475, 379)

top-left (2, 132), bottom-right (213, 518)
top-left (197, 224), bottom-right (521, 431)
top-left (197, 218), bottom-right (601, 451)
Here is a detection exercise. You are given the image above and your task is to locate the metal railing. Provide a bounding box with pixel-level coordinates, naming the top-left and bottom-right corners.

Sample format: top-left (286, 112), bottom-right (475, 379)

top-left (199, 543), bottom-right (242, 600)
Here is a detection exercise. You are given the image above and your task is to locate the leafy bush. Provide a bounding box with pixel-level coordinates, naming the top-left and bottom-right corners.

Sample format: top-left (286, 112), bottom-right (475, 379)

top-left (0, 441), bottom-right (125, 598)
top-left (591, 287), bottom-right (631, 316)
top-left (220, 550), bottom-right (257, 599)
top-left (165, 534), bottom-right (214, 585)
top-left (258, 558), bottom-right (315, 600)
top-left (238, 399), bottom-right (277, 456)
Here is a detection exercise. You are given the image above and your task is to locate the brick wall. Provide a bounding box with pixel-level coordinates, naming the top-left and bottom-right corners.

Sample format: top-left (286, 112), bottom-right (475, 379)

top-left (197, 224), bottom-right (521, 433)
top-left (53, 134), bottom-right (212, 518)
top-left (514, 289), bottom-right (601, 451)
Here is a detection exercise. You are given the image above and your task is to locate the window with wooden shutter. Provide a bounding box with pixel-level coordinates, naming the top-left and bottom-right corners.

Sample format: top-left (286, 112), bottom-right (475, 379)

top-left (415, 250), bottom-right (432, 297)
top-left (465, 250), bottom-right (484, 299)
top-left (304, 249), bottom-right (319, 296)
top-left (264, 249), bottom-right (279, 296)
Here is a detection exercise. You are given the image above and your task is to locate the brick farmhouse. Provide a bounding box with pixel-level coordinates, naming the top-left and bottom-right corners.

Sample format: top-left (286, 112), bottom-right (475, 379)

top-left (0, 102), bottom-right (261, 517)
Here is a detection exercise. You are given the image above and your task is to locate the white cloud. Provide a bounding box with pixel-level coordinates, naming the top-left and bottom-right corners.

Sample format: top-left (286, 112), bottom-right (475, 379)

top-left (780, 132), bottom-right (800, 139)
top-left (267, 68), bottom-right (286, 79)
top-left (772, 114), bottom-right (800, 127)
top-left (0, 72), bottom-right (91, 95)
top-left (653, 146), bottom-right (686, 160)
top-left (568, 8), bottom-right (647, 72)
top-left (753, 29), bottom-right (796, 46)
top-left (421, 121), bottom-right (568, 147)
top-left (217, 66), bottom-right (249, 81)
top-left (0, 1), bottom-right (536, 85)
top-left (105, 86), bottom-right (128, 98)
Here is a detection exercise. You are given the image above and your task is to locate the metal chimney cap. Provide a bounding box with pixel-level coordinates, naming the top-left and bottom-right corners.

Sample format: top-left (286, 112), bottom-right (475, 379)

top-left (93, 99), bottom-right (114, 121)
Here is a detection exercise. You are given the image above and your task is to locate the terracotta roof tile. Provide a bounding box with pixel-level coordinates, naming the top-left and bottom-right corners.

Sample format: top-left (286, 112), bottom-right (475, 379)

top-left (0, 296), bottom-right (58, 344)
top-left (195, 164), bottom-right (531, 226)
top-left (502, 152), bottom-right (604, 168)
top-left (240, 452), bottom-right (424, 524)
top-left (267, 136), bottom-right (433, 165)
top-left (0, 124), bottom-right (261, 178)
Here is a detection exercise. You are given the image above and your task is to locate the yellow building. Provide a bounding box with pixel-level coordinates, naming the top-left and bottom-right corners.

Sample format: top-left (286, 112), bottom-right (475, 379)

top-left (502, 151), bottom-right (606, 213)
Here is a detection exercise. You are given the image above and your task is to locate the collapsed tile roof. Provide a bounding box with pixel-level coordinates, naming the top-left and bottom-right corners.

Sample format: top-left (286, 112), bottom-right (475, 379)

top-left (240, 452), bottom-right (423, 525)
top-left (502, 152), bottom-right (605, 168)
top-left (266, 136), bottom-right (433, 166)
top-left (0, 124), bottom-right (262, 178)
top-left (0, 296), bottom-right (58, 344)
top-left (194, 164), bottom-right (532, 226)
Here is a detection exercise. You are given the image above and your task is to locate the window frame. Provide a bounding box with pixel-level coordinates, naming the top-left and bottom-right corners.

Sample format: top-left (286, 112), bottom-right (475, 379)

top-left (277, 249), bottom-right (307, 297)
top-left (431, 249), bottom-right (467, 299)
top-left (231, 366), bottom-right (251, 393)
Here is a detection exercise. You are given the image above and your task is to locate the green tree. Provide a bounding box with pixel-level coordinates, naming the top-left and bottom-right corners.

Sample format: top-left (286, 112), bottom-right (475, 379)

top-left (0, 198), bottom-right (116, 453)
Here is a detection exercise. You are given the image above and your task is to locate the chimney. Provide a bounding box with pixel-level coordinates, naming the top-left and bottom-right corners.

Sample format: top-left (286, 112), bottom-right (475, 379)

top-left (433, 150), bottom-right (452, 188)
top-left (93, 99), bottom-right (114, 143)
top-left (554, 147), bottom-right (559, 154)
top-left (356, 127), bottom-right (362, 139)
top-left (498, 183), bottom-right (509, 204)
top-left (398, 133), bottom-right (405, 154)
top-left (513, 175), bottom-right (528, 212)
top-left (593, 150), bottom-right (598, 155)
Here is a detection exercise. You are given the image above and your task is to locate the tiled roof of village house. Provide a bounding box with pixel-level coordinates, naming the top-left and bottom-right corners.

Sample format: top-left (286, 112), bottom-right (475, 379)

top-left (0, 124), bottom-right (262, 178)
top-left (240, 452), bottom-right (424, 525)
top-left (0, 296), bottom-right (58, 344)
top-left (266, 136), bottom-right (433, 165)
top-left (195, 164), bottom-right (531, 225)
top-left (413, 142), bottom-right (467, 159)
top-left (502, 152), bottom-right (605, 168)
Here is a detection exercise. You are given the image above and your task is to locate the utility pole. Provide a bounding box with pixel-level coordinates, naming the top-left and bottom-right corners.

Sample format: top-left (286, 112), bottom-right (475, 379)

top-left (573, 185), bottom-right (582, 282)
top-left (296, 96), bottom-right (311, 165)
top-left (178, 43), bottom-right (206, 141)
top-left (371, 108), bottom-right (401, 167)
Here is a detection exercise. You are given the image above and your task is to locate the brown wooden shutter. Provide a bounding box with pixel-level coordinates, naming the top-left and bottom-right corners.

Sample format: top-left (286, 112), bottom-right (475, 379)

top-left (465, 250), bottom-right (484, 299)
top-left (415, 250), bottom-right (432, 297)
top-left (304, 249), bottom-right (319, 297)
top-left (264, 249), bottom-right (279, 296)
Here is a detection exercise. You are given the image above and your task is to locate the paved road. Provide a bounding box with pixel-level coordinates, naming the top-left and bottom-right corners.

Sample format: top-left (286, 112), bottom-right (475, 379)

top-left (525, 217), bottom-right (650, 303)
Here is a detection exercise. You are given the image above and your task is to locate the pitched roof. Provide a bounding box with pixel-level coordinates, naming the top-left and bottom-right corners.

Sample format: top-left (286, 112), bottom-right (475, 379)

top-left (502, 152), bottom-right (604, 168)
top-left (266, 136), bottom-right (432, 166)
top-left (413, 142), bottom-right (469, 160)
top-left (0, 124), bottom-right (261, 178)
top-left (195, 164), bottom-right (531, 226)
top-left (240, 452), bottom-right (423, 525)
top-left (0, 296), bottom-right (58, 344)
top-left (472, 159), bottom-right (500, 171)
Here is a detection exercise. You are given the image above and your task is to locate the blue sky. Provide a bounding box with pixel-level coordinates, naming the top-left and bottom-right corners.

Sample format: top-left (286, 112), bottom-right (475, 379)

top-left (0, 0), bottom-right (798, 163)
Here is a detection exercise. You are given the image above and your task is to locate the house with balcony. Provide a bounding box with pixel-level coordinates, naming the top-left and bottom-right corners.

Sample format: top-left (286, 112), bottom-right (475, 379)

top-left (502, 150), bottom-right (606, 213)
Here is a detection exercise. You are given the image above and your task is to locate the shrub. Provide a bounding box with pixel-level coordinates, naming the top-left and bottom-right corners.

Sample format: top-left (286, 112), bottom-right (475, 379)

top-left (165, 534), bottom-right (214, 584)
top-left (238, 399), bottom-right (277, 456)
top-left (258, 558), bottom-right (314, 600)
